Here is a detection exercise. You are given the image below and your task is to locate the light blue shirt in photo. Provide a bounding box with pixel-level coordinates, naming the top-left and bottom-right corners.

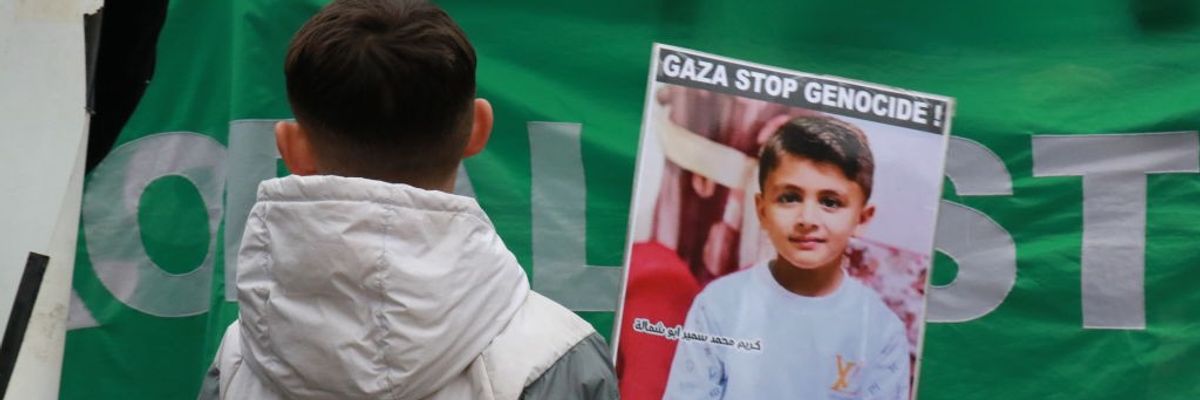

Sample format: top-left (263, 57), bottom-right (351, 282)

top-left (664, 262), bottom-right (909, 400)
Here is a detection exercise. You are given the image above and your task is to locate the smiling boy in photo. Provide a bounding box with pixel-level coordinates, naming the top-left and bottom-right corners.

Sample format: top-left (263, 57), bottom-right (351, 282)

top-left (663, 116), bottom-right (909, 400)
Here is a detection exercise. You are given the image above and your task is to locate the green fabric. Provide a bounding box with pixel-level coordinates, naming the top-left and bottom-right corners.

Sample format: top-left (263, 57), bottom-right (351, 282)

top-left (62, 0), bottom-right (1200, 399)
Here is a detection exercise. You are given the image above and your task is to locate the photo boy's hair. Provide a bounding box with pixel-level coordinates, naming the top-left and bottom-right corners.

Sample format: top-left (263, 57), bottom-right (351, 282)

top-left (758, 116), bottom-right (875, 200)
top-left (284, 0), bottom-right (475, 184)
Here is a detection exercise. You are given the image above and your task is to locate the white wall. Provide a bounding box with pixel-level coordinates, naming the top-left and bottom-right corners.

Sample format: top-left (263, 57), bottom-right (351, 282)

top-left (0, 0), bottom-right (100, 398)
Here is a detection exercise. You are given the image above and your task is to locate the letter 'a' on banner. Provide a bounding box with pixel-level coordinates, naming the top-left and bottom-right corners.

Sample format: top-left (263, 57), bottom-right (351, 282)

top-left (613, 44), bottom-right (954, 400)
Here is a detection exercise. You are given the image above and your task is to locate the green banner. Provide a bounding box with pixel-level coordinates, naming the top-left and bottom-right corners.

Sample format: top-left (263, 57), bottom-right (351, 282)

top-left (63, 0), bottom-right (1200, 399)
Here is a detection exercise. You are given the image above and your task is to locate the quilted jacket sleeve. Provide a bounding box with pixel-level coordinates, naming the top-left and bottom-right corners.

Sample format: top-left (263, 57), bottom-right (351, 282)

top-left (519, 333), bottom-right (619, 400)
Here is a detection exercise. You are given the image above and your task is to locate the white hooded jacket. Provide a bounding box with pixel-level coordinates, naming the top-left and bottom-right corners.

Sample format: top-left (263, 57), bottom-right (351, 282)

top-left (202, 175), bottom-right (614, 400)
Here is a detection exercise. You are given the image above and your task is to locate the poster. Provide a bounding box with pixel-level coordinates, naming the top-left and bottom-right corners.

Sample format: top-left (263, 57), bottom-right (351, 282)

top-left (614, 44), bottom-right (954, 400)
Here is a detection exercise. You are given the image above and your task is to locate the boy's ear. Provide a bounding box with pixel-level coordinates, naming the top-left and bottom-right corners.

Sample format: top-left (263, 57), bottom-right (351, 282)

top-left (853, 203), bottom-right (876, 236)
top-left (275, 120), bottom-right (320, 176)
top-left (462, 98), bottom-right (493, 158)
top-left (754, 192), bottom-right (765, 222)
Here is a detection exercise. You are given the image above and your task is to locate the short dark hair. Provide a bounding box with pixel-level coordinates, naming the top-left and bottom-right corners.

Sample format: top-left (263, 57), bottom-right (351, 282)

top-left (758, 116), bottom-right (874, 200)
top-left (284, 0), bottom-right (476, 184)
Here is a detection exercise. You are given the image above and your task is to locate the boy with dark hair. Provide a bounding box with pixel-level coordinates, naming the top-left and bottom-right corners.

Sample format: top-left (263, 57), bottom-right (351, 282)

top-left (663, 116), bottom-right (909, 399)
top-left (199, 1), bottom-right (618, 399)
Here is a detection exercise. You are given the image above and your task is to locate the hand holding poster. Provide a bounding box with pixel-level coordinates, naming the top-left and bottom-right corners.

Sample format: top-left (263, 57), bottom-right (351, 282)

top-left (614, 44), bottom-right (954, 400)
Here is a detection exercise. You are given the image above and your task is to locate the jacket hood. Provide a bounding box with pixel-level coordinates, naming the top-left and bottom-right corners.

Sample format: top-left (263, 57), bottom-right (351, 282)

top-left (235, 175), bottom-right (530, 399)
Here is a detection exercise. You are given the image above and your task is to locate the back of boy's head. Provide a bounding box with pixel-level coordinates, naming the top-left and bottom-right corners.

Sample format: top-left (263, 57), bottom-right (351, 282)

top-left (758, 116), bottom-right (874, 200)
top-left (285, 0), bottom-right (475, 184)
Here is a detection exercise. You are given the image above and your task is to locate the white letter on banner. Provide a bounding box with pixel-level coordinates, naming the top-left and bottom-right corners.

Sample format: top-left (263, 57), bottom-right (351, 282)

top-left (528, 122), bottom-right (621, 311)
top-left (453, 164), bottom-right (476, 198)
top-left (82, 132), bottom-right (226, 317)
top-left (1033, 132), bottom-right (1199, 330)
top-left (927, 137), bottom-right (1017, 323)
top-left (223, 120), bottom-right (281, 301)
top-left (66, 289), bottom-right (99, 330)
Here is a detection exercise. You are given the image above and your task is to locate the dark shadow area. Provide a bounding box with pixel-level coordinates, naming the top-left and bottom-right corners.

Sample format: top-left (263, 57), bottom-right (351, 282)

top-left (1132, 0), bottom-right (1198, 33)
top-left (85, 0), bottom-right (170, 174)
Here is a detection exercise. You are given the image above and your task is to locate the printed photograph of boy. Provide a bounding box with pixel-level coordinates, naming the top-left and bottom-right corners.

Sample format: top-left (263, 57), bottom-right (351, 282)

top-left (663, 116), bottom-right (907, 400)
top-left (617, 84), bottom-right (943, 400)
